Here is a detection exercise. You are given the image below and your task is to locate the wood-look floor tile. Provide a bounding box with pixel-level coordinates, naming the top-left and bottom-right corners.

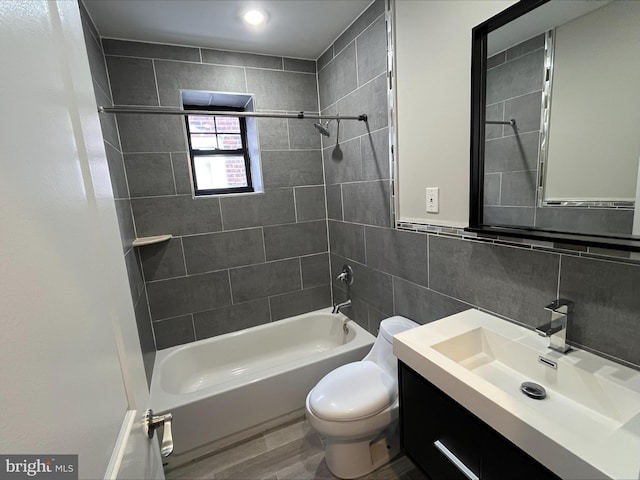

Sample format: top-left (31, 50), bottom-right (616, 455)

top-left (401, 466), bottom-right (429, 480)
top-left (275, 452), bottom-right (337, 480)
top-left (165, 461), bottom-right (215, 480)
top-left (166, 434), bottom-right (268, 479)
top-left (165, 419), bottom-right (423, 480)
top-left (263, 418), bottom-right (316, 450)
top-left (214, 431), bottom-right (321, 479)
top-left (363, 455), bottom-right (416, 479)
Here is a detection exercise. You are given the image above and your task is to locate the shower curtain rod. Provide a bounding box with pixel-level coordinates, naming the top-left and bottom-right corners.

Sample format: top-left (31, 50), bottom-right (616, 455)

top-left (98, 106), bottom-right (367, 122)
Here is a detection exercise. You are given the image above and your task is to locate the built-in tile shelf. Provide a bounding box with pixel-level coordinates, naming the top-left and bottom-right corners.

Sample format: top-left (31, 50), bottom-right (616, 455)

top-left (132, 235), bottom-right (172, 247)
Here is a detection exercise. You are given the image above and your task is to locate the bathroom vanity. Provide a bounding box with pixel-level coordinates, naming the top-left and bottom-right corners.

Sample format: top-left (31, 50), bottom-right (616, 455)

top-left (399, 362), bottom-right (559, 480)
top-left (394, 310), bottom-right (640, 480)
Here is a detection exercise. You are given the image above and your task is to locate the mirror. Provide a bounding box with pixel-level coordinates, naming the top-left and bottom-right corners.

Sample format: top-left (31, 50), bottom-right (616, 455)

top-left (470, 0), bottom-right (640, 250)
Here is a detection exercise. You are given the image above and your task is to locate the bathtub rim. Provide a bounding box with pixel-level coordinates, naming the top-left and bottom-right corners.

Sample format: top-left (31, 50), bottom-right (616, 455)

top-left (150, 307), bottom-right (375, 413)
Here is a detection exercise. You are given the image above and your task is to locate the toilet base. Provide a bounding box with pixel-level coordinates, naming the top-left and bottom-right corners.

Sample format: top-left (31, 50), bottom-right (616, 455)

top-left (324, 426), bottom-right (400, 479)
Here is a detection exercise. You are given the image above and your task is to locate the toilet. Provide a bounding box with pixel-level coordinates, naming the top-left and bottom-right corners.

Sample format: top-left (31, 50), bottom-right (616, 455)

top-left (305, 316), bottom-right (419, 479)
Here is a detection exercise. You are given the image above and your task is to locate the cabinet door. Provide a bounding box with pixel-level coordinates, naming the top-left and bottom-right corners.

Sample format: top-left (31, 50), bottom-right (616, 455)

top-left (482, 427), bottom-right (561, 480)
top-left (400, 363), bottom-right (482, 480)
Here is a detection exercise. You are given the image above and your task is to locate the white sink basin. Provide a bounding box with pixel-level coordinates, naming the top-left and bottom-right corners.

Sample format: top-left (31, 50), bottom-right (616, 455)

top-left (431, 327), bottom-right (640, 438)
top-left (393, 310), bottom-right (640, 480)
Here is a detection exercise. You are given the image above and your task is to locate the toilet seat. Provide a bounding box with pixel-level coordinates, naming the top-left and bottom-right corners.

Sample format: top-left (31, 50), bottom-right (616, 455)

top-left (308, 361), bottom-right (396, 422)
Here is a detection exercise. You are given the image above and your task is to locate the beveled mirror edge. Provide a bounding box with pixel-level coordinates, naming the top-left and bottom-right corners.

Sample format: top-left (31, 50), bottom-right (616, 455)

top-left (468, 0), bottom-right (640, 253)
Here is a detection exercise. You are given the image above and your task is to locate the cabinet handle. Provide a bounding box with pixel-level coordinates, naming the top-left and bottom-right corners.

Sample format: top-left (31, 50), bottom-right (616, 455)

top-left (433, 440), bottom-right (479, 480)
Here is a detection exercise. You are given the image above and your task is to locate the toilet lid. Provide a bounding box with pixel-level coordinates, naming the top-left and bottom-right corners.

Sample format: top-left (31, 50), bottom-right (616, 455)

top-left (308, 361), bottom-right (396, 422)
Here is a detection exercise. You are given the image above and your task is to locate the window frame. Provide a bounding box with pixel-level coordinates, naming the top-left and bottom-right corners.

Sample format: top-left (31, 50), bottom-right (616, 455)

top-left (184, 105), bottom-right (254, 196)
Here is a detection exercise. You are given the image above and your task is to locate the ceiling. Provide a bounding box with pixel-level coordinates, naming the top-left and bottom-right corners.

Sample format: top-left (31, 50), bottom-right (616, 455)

top-left (83, 0), bottom-right (374, 60)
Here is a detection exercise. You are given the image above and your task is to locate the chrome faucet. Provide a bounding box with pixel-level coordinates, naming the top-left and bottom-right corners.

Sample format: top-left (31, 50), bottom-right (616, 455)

top-left (332, 299), bottom-right (352, 315)
top-left (333, 265), bottom-right (354, 333)
top-left (332, 299), bottom-right (353, 334)
top-left (536, 299), bottom-right (573, 353)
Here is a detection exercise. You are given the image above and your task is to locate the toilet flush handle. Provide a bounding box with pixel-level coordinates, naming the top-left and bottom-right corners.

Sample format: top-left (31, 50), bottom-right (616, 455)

top-left (143, 409), bottom-right (174, 457)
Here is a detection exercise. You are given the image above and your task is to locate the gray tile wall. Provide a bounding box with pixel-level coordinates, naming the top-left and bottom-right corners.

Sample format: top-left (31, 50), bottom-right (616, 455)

top-left (79, 2), bottom-right (156, 386)
top-left (483, 35), bottom-right (544, 227)
top-left (101, 36), bottom-right (329, 350)
top-left (322, 3), bottom-right (639, 370)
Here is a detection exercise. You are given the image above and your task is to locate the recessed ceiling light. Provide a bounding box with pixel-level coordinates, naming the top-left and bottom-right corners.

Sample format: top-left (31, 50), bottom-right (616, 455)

top-left (243, 9), bottom-right (266, 26)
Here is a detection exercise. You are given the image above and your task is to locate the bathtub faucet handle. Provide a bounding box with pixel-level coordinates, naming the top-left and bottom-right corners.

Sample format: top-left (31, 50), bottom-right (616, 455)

top-left (143, 409), bottom-right (174, 457)
top-left (336, 264), bottom-right (353, 286)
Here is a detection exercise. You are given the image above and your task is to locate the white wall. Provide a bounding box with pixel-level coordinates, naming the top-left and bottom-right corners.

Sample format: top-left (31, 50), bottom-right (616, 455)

top-left (0, 2), bottom-right (157, 478)
top-left (394, 0), bottom-right (516, 227)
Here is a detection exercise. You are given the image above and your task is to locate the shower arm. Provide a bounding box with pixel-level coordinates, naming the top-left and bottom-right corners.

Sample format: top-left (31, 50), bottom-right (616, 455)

top-left (486, 119), bottom-right (516, 126)
top-left (98, 106), bottom-right (367, 122)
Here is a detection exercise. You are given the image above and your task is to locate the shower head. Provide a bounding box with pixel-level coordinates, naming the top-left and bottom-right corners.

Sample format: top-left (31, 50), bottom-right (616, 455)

top-left (314, 121), bottom-right (331, 137)
top-left (314, 118), bottom-right (341, 138)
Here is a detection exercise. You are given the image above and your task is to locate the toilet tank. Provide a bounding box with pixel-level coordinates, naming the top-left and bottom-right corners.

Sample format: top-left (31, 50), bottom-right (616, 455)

top-left (362, 316), bottom-right (419, 375)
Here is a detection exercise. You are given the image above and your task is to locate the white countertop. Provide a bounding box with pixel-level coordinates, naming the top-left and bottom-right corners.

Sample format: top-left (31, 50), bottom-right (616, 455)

top-left (393, 309), bottom-right (640, 480)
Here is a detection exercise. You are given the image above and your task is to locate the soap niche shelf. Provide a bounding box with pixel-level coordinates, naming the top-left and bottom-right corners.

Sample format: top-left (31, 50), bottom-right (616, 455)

top-left (132, 235), bottom-right (172, 247)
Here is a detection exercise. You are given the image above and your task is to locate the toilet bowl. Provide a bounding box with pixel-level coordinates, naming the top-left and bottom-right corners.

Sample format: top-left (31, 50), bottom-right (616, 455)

top-left (305, 316), bottom-right (419, 479)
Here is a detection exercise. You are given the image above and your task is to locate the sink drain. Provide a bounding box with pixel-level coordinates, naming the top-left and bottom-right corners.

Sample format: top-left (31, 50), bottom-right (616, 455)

top-left (520, 382), bottom-right (547, 400)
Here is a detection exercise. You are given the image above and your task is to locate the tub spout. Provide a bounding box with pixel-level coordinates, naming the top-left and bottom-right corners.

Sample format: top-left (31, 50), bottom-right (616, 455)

top-left (332, 299), bottom-right (352, 314)
top-left (333, 300), bottom-right (352, 334)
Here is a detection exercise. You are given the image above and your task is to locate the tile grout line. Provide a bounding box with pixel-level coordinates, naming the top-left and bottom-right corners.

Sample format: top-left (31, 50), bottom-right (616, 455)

top-left (219, 199), bottom-right (225, 231)
top-left (260, 226), bottom-right (267, 263)
top-left (153, 254), bottom-right (316, 281)
top-left (190, 313), bottom-right (197, 341)
top-left (354, 36), bottom-right (360, 88)
top-left (316, 42), bottom-right (334, 306)
top-left (292, 188), bottom-right (299, 222)
top-left (227, 269), bottom-right (235, 305)
top-left (144, 284), bottom-right (158, 350)
top-left (151, 59), bottom-right (162, 106)
top-left (363, 224), bottom-right (368, 264)
top-left (391, 277), bottom-right (396, 318)
top-left (136, 241), bottom-right (159, 350)
top-left (153, 292), bottom-right (313, 324)
top-left (331, 11), bottom-right (386, 63)
top-left (486, 87), bottom-right (544, 108)
top-left (103, 53), bottom-right (316, 75)
top-left (169, 152), bottom-right (178, 195)
top-left (299, 257), bottom-right (304, 290)
top-left (320, 70), bottom-right (386, 114)
top-left (488, 45), bottom-right (545, 70)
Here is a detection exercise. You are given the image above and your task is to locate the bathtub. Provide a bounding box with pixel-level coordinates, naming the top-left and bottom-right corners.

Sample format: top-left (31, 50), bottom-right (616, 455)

top-left (150, 307), bottom-right (375, 469)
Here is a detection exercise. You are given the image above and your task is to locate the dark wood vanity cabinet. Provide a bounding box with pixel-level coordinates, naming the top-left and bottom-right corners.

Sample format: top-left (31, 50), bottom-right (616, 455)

top-left (399, 362), bottom-right (561, 480)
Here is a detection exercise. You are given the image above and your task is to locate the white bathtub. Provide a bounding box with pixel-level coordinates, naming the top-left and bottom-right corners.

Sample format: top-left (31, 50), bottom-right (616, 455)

top-left (150, 307), bottom-right (375, 469)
